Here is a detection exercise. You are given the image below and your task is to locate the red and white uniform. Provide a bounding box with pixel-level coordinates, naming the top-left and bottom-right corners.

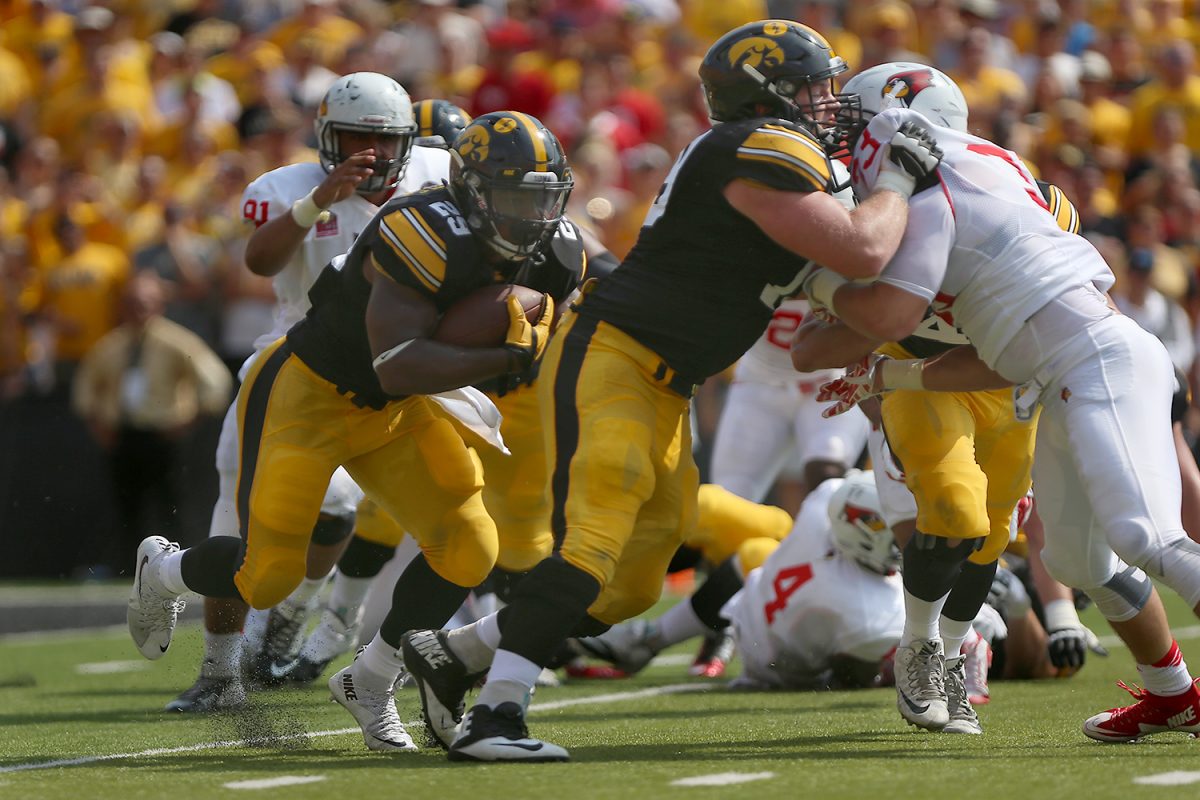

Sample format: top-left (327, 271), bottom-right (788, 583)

top-left (209, 146), bottom-right (450, 535)
top-left (854, 108), bottom-right (1200, 606)
top-left (709, 162), bottom-right (869, 501)
top-left (723, 479), bottom-right (904, 688)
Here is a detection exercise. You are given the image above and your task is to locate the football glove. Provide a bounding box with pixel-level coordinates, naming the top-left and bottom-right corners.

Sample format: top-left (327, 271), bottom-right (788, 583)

top-left (1043, 598), bottom-right (1106, 676)
top-left (503, 293), bottom-right (555, 373)
top-left (817, 356), bottom-right (881, 418)
top-left (876, 122), bottom-right (944, 198)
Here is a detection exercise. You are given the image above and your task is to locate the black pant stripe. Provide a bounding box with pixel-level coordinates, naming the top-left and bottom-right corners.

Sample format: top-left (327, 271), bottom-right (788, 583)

top-left (550, 315), bottom-right (598, 549)
top-left (236, 341), bottom-right (293, 542)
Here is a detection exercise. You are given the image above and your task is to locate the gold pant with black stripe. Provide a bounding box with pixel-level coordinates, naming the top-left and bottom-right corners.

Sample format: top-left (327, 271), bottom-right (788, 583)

top-left (879, 381), bottom-right (1037, 566)
top-left (686, 484), bottom-right (792, 566)
top-left (233, 338), bottom-right (496, 609)
top-left (540, 312), bottom-right (699, 626)
top-left (351, 381), bottom-right (554, 574)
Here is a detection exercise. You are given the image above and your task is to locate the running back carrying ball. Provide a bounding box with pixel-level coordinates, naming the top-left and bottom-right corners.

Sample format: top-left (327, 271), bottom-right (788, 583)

top-left (434, 283), bottom-right (547, 348)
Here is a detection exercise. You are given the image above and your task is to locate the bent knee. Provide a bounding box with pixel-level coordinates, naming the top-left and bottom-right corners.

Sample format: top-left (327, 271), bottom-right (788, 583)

top-left (911, 474), bottom-right (988, 540)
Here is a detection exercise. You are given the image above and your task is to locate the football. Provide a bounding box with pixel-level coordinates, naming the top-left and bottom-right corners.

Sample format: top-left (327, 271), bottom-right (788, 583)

top-left (433, 283), bottom-right (547, 348)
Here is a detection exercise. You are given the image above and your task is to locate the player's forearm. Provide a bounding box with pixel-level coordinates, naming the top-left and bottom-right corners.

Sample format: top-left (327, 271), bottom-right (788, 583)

top-left (920, 346), bottom-right (1012, 392)
top-left (826, 282), bottom-right (924, 343)
top-left (243, 213), bottom-right (312, 277)
top-left (790, 318), bottom-right (879, 372)
top-left (373, 339), bottom-right (514, 396)
top-left (842, 189), bottom-right (912, 278)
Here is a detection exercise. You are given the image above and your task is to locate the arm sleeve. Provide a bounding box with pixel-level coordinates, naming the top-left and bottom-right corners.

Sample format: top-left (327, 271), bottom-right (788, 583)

top-left (876, 187), bottom-right (954, 303)
top-left (732, 122), bottom-right (832, 193)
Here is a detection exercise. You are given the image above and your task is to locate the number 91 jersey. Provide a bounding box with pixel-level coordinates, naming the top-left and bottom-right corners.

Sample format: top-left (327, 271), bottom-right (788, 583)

top-left (724, 479), bottom-right (904, 688)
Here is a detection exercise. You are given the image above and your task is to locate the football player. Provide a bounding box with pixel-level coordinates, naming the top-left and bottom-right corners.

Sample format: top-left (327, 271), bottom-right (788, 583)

top-left (272, 97), bottom-right (476, 686)
top-left (126, 110), bottom-right (568, 753)
top-left (799, 63), bottom-right (1200, 743)
top-left (165, 73), bottom-right (450, 713)
top-left (395, 20), bottom-right (943, 762)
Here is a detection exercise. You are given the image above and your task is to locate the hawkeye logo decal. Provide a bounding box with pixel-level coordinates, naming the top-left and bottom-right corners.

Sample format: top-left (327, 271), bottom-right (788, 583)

top-left (729, 36), bottom-right (785, 71)
top-left (458, 123), bottom-right (490, 162)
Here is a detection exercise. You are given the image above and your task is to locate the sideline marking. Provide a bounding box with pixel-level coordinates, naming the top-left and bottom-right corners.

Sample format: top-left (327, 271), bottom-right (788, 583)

top-left (75, 660), bottom-right (150, 675)
top-left (225, 776), bottom-right (326, 790)
top-left (0, 683), bottom-right (711, 773)
top-left (671, 772), bottom-right (776, 787)
top-left (1133, 771), bottom-right (1200, 786)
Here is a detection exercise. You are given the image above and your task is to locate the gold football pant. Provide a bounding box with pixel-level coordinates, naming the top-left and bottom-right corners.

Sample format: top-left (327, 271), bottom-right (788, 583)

top-left (541, 312), bottom-right (699, 625)
top-left (880, 386), bottom-right (1036, 565)
top-left (233, 339), bottom-right (496, 609)
top-left (686, 484), bottom-right (792, 566)
top-left (347, 381), bottom-right (553, 574)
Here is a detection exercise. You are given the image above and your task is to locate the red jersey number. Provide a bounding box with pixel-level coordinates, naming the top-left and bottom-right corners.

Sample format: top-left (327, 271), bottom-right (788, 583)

top-left (764, 563), bottom-right (814, 625)
top-left (966, 143), bottom-right (1048, 211)
top-left (243, 199), bottom-right (270, 227)
top-left (765, 309), bottom-right (805, 350)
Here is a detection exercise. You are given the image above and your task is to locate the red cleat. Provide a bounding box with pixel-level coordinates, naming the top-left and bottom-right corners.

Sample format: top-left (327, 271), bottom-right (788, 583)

top-left (1083, 679), bottom-right (1200, 742)
top-left (564, 662), bottom-right (629, 680)
top-left (689, 628), bottom-right (736, 678)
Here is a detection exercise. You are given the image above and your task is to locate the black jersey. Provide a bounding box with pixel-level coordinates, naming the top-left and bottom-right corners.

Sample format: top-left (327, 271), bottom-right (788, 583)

top-left (576, 117), bottom-right (832, 383)
top-left (288, 185), bottom-right (585, 407)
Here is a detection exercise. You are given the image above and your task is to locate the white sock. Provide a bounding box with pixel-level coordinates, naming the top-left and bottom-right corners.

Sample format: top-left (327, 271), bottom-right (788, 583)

top-left (203, 631), bottom-right (242, 678)
top-left (649, 601), bottom-right (708, 651)
top-left (356, 633), bottom-right (405, 691)
top-left (286, 575), bottom-right (327, 608)
top-left (157, 550), bottom-right (188, 595)
top-left (939, 616), bottom-right (974, 659)
top-left (900, 589), bottom-right (949, 647)
top-left (446, 613), bottom-right (502, 673)
top-left (1138, 640), bottom-right (1194, 697)
top-left (329, 574), bottom-right (373, 618)
top-left (477, 649), bottom-right (540, 711)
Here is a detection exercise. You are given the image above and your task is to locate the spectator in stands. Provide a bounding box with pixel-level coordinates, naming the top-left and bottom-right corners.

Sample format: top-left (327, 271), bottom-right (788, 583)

top-left (1126, 39), bottom-right (1200, 161)
top-left (72, 272), bottom-right (230, 572)
top-left (1113, 246), bottom-right (1195, 374)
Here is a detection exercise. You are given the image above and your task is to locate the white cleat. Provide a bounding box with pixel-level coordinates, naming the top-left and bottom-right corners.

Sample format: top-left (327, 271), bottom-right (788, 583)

top-left (961, 629), bottom-right (992, 706)
top-left (448, 703), bottom-right (570, 763)
top-left (894, 638), bottom-right (949, 730)
top-left (571, 619), bottom-right (658, 675)
top-left (127, 536), bottom-right (185, 660)
top-left (328, 664), bottom-right (417, 752)
top-left (943, 655), bottom-right (983, 734)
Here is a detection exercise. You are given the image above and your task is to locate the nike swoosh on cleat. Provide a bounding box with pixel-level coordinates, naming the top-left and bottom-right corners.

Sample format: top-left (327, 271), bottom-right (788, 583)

top-left (160, 644), bottom-right (169, 652)
top-left (137, 555), bottom-right (149, 598)
top-left (899, 693), bottom-right (930, 715)
top-left (493, 741), bottom-right (544, 751)
top-left (269, 662), bottom-right (295, 679)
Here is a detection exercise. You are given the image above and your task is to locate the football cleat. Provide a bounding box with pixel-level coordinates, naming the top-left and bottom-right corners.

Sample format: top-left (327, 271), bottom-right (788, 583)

top-left (571, 619), bottom-right (658, 675)
top-left (127, 536), bottom-right (186, 660)
top-left (894, 638), bottom-right (949, 730)
top-left (962, 629), bottom-right (992, 706)
top-left (251, 598), bottom-right (317, 686)
top-left (448, 702), bottom-right (570, 763)
top-left (942, 655), bottom-right (983, 734)
top-left (401, 629), bottom-right (483, 749)
top-left (270, 606), bottom-right (362, 686)
top-left (690, 627), bottom-right (736, 678)
top-left (1083, 679), bottom-right (1200, 743)
top-left (165, 672), bottom-right (247, 713)
top-left (328, 662), bottom-right (417, 752)
top-left (563, 660), bottom-right (629, 680)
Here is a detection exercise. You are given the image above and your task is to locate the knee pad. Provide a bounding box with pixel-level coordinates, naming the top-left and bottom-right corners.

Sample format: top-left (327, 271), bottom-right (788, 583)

top-left (424, 502), bottom-right (498, 589)
top-left (1147, 537), bottom-right (1200, 609)
top-left (736, 537), bottom-right (781, 578)
top-left (311, 513), bottom-right (355, 546)
top-left (235, 549), bottom-right (306, 609)
top-left (352, 499), bottom-right (408, 548)
top-left (911, 473), bottom-right (989, 541)
top-left (1081, 564), bottom-right (1153, 622)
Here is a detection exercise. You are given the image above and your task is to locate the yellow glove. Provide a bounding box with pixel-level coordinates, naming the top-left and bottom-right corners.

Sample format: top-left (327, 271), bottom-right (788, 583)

top-left (504, 293), bottom-right (555, 372)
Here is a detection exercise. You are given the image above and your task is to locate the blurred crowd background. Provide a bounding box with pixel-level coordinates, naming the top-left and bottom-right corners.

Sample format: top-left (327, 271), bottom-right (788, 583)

top-left (2, 0), bottom-right (1200, 578)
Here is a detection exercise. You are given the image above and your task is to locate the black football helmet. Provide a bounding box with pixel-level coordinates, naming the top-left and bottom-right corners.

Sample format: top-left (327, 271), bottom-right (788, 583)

top-left (699, 20), bottom-right (857, 141)
top-left (448, 111), bottom-right (573, 264)
top-left (413, 99), bottom-right (473, 149)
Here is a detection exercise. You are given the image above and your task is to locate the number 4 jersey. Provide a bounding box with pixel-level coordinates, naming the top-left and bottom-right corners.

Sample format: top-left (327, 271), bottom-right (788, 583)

top-left (723, 478), bottom-right (903, 688)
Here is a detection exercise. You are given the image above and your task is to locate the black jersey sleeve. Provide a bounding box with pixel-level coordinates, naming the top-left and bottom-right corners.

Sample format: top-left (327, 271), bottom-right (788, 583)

top-left (730, 121), bottom-right (832, 193)
top-left (369, 201), bottom-right (456, 299)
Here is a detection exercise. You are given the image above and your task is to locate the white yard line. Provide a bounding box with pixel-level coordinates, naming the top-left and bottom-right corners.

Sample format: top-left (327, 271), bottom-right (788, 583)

top-left (225, 776), bottom-right (327, 790)
top-left (74, 660), bottom-right (151, 675)
top-left (1133, 771), bottom-right (1200, 786)
top-left (1095, 623), bottom-right (1200, 649)
top-left (671, 772), bottom-right (776, 787)
top-left (0, 683), bottom-right (711, 774)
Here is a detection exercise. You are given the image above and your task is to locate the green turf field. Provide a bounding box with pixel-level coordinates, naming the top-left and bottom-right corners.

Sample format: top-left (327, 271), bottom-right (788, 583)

top-left (2, 586), bottom-right (1199, 800)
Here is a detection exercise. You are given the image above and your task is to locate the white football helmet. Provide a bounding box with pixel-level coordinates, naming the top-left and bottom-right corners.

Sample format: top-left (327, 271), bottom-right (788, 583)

top-left (838, 62), bottom-right (968, 145)
top-left (828, 470), bottom-right (901, 576)
top-left (314, 72), bottom-right (417, 194)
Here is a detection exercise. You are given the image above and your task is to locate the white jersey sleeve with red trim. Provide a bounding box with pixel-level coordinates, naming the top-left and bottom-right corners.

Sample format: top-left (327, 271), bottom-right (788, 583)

top-left (852, 108), bottom-right (1115, 369)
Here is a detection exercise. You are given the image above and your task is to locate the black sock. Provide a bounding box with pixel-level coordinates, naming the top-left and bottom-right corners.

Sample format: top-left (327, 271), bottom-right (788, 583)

top-left (180, 536), bottom-right (244, 598)
top-left (943, 559), bottom-right (999, 622)
top-left (495, 556), bottom-right (600, 667)
top-left (336, 536), bottom-right (395, 579)
top-left (901, 534), bottom-right (973, 602)
top-left (378, 554), bottom-right (470, 648)
top-left (690, 558), bottom-right (744, 630)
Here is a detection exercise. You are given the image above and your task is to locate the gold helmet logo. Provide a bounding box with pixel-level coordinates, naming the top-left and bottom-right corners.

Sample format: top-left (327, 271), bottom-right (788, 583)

top-left (493, 116), bottom-right (518, 134)
top-left (457, 122), bottom-right (490, 162)
top-left (728, 36), bottom-right (785, 71)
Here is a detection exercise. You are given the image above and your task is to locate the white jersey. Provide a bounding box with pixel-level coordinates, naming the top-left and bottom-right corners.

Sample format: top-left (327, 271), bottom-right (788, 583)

top-left (734, 298), bottom-right (842, 386)
top-left (724, 479), bottom-right (904, 687)
top-left (851, 108), bottom-right (1114, 372)
top-left (239, 145), bottom-right (450, 351)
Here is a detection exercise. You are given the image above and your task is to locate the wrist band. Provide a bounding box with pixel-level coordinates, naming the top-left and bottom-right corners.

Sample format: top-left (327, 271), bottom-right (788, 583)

top-left (1043, 598), bottom-right (1081, 632)
top-left (806, 269), bottom-right (848, 313)
top-left (878, 358), bottom-right (924, 391)
top-left (291, 188), bottom-right (331, 228)
top-left (874, 168), bottom-right (916, 199)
